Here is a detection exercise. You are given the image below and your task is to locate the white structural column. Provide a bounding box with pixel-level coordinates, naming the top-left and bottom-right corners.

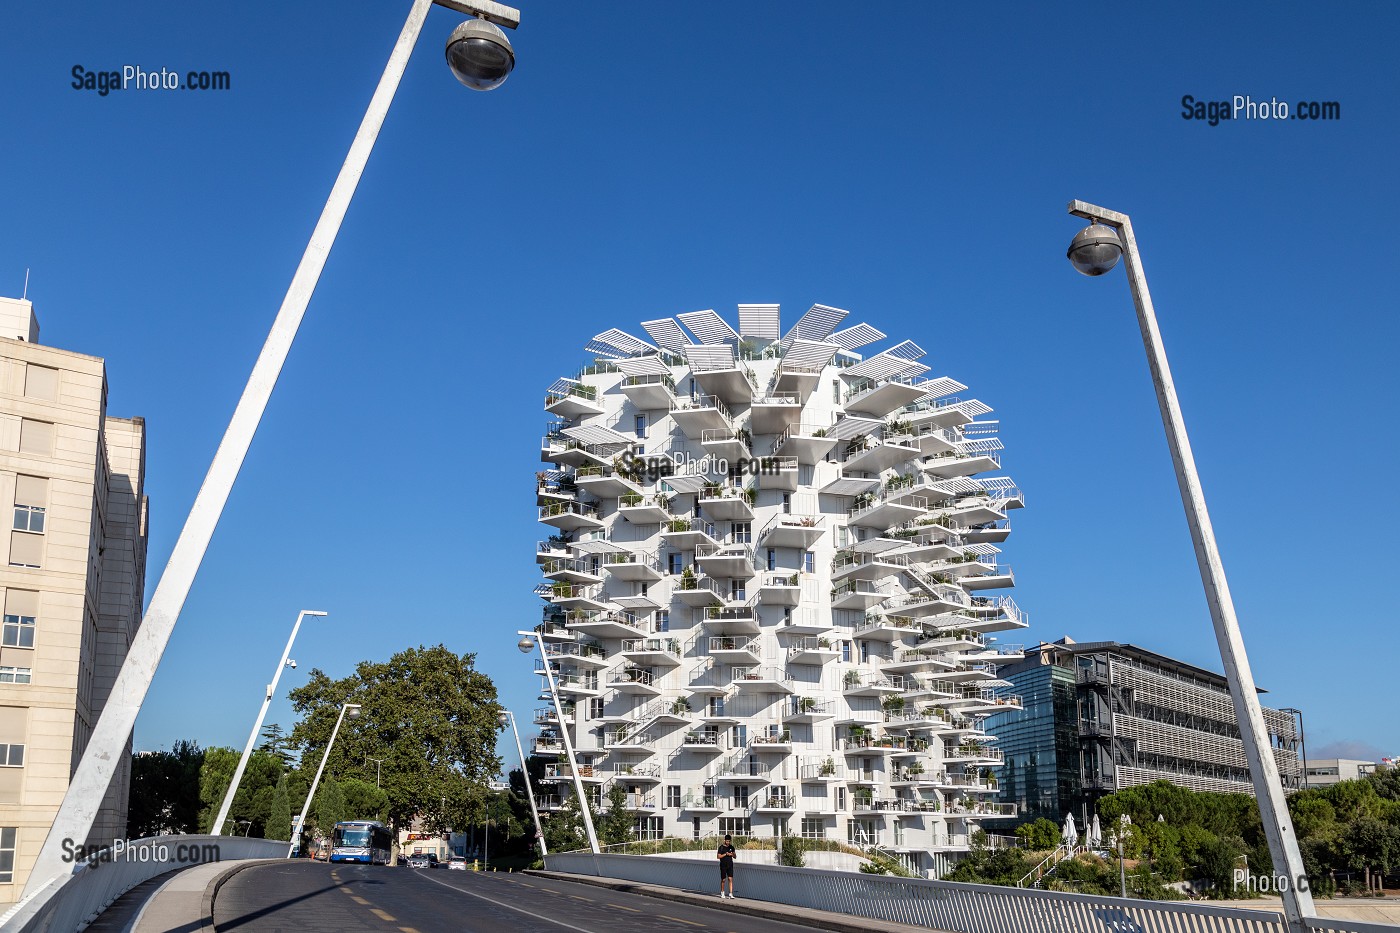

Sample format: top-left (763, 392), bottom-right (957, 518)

top-left (504, 710), bottom-right (548, 857)
top-left (520, 631), bottom-right (600, 854)
top-left (24, 0), bottom-right (435, 896)
top-left (1068, 200), bottom-right (1314, 932)
top-left (212, 609), bottom-right (327, 836)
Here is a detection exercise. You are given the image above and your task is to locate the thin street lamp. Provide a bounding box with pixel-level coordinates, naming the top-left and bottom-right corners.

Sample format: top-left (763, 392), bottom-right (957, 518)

top-left (26, 0), bottom-right (520, 896)
top-left (501, 709), bottom-right (548, 858)
top-left (368, 756), bottom-right (387, 788)
top-left (1117, 813), bottom-right (1131, 899)
top-left (517, 632), bottom-right (600, 854)
top-left (289, 702), bottom-right (362, 858)
top-left (1281, 708), bottom-right (1308, 790)
top-left (212, 609), bottom-right (327, 836)
top-left (1066, 200), bottom-right (1314, 932)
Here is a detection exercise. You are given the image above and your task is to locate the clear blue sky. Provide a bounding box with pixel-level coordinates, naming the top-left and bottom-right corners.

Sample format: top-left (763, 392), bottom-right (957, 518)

top-left (3, 1), bottom-right (1396, 770)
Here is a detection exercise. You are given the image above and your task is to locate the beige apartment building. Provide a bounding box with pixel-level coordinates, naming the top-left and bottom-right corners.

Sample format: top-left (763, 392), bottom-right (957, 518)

top-left (0, 295), bottom-right (148, 905)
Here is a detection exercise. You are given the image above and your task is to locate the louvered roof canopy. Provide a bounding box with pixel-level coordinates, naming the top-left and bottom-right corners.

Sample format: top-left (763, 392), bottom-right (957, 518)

top-left (683, 343), bottom-right (737, 372)
top-left (678, 309), bottom-right (739, 345)
top-left (587, 328), bottom-right (656, 358)
top-left (823, 415), bottom-right (884, 440)
top-left (615, 354), bottom-right (673, 377)
top-left (738, 304), bottom-right (781, 340)
top-left (780, 304), bottom-right (848, 349)
top-left (561, 424), bottom-right (633, 446)
top-left (780, 339), bottom-right (840, 372)
top-left (828, 323), bottom-right (885, 351)
top-left (641, 318), bottom-right (693, 351)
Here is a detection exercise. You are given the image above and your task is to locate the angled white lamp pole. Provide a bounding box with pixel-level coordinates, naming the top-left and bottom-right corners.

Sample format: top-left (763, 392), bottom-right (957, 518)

top-left (500, 709), bottom-right (548, 858)
top-left (1066, 200), bottom-right (1314, 931)
top-left (25, 0), bottom-right (521, 896)
top-left (212, 609), bottom-right (327, 836)
top-left (517, 632), bottom-right (600, 854)
top-left (290, 702), bottom-right (362, 858)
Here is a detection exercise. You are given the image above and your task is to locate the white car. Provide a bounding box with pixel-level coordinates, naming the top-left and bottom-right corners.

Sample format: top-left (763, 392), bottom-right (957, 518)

top-left (447, 857), bottom-right (468, 871)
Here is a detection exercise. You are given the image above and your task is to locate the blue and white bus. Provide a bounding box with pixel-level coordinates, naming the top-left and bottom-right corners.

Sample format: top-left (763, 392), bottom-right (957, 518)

top-left (329, 820), bottom-right (392, 864)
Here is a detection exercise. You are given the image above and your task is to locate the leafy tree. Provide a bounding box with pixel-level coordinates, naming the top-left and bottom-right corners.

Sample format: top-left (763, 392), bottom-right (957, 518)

top-left (779, 835), bottom-right (807, 867)
top-left (316, 779), bottom-right (347, 832)
top-left (1015, 817), bottom-right (1062, 850)
top-left (340, 778), bottom-right (388, 822)
top-left (198, 746), bottom-right (285, 835)
top-left (598, 783), bottom-right (634, 846)
top-left (128, 740), bottom-right (205, 837)
top-left (259, 723), bottom-right (297, 767)
top-left (287, 644), bottom-right (503, 842)
top-left (266, 773), bottom-right (292, 841)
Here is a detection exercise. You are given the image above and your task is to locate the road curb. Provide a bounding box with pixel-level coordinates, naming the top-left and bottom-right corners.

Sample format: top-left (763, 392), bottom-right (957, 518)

top-left (524, 869), bottom-right (942, 933)
top-left (200, 860), bottom-right (273, 932)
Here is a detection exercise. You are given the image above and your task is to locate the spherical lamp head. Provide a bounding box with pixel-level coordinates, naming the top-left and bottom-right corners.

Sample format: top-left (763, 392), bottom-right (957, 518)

top-left (346, 703), bottom-right (362, 720)
top-left (445, 18), bottom-right (515, 91)
top-left (1067, 223), bottom-right (1123, 276)
top-left (517, 636), bottom-right (535, 654)
top-left (498, 711), bottom-right (510, 726)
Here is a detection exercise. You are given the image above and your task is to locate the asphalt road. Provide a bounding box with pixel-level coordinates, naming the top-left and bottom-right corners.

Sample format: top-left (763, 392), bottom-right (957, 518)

top-left (214, 861), bottom-right (836, 933)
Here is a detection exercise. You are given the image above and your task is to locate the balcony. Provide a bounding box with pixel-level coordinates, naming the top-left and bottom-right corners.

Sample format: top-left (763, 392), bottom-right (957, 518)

top-left (830, 579), bottom-right (890, 611)
top-left (771, 423), bottom-right (838, 465)
top-left (602, 730), bottom-right (655, 753)
top-left (776, 608), bottom-right (831, 636)
top-left (682, 730), bottom-right (726, 754)
top-left (798, 760), bottom-right (845, 783)
top-left (661, 516), bottom-right (719, 551)
top-left (744, 390), bottom-right (799, 433)
top-left (695, 542), bottom-right (755, 579)
top-left (756, 572), bottom-right (802, 607)
top-left (754, 788), bottom-right (798, 813)
top-left (943, 744), bottom-right (1005, 765)
top-left (749, 730), bottom-right (793, 754)
top-left (538, 500), bottom-right (604, 532)
top-left (960, 564), bottom-right (1015, 591)
top-left (620, 372), bottom-right (676, 410)
top-left (852, 613), bottom-right (923, 642)
top-left (961, 520), bottom-right (1011, 544)
top-left (758, 513), bottom-right (825, 549)
top-left (844, 375), bottom-right (929, 418)
top-left (603, 761), bottom-right (662, 783)
top-left (618, 493), bottom-right (673, 524)
top-left (623, 792), bottom-right (659, 813)
top-left (542, 438), bottom-right (620, 470)
top-left (882, 647), bottom-right (957, 675)
top-left (756, 456), bottom-right (800, 492)
top-left (696, 482), bottom-right (754, 522)
top-left (531, 736), bottom-right (564, 757)
top-left (923, 449), bottom-right (1003, 480)
top-left (729, 665), bottom-right (794, 694)
top-left (830, 550), bottom-right (908, 582)
top-left (949, 690), bottom-right (1022, 714)
top-left (948, 800), bottom-right (1017, 818)
top-left (607, 666), bottom-right (663, 696)
top-left (544, 641), bottom-right (609, 669)
top-left (700, 600), bottom-right (760, 635)
top-left (565, 609), bottom-right (647, 640)
top-left (673, 573), bottom-right (727, 607)
top-left (551, 671), bottom-right (601, 697)
top-left (691, 358), bottom-right (755, 407)
top-left (847, 493), bottom-right (929, 531)
top-left (841, 733), bottom-right (908, 755)
top-left (541, 556), bottom-right (604, 586)
top-left (787, 636), bottom-right (838, 665)
top-left (890, 767), bottom-right (936, 787)
top-left (842, 434), bottom-right (922, 474)
top-left (708, 635), bottom-right (762, 665)
top-left (670, 394), bottom-right (733, 440)
top-left (842, 671), bottom-right (905, 698)
top-left (820, 470), bottom-right (882, 497)
top-left (621, 637), bottom-right (684, 667)
top-left (883, 588), bottom-right (969, 618)
top-left (545, 583), bottom-right (612, 612)
top-left (602, 550), bottom-right (664, 582)
top-left (681, 792), bottom-right (724, 812)
top-left (542, 763), bottom-right (604, 783)
top-left (573, 464), bottom-right (642, 499)
top-left (712, 754), bottom-right (773, 783)
top-left (784, 697), bottom-right (837, 724)
top-left (634, 696), bottom-right (695, 726)
top-left (700, 428), bottom-right (752, 465)
top-left (544, 383), bottom-right (604, 419)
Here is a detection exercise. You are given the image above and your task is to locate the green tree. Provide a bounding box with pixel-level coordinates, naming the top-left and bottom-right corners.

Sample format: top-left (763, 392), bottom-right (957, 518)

top-left (598, 783), bottom-right (634, 846)
top-left (316, 779), bottom-right (347, 833)
top-left (288, 644), bottom-right (503, 842)
top-left (266, 773), bottom-right (292, 842)
top-left (340, 778), bottom-right (389, 822)
top-left (128, 740), bottom-right (205, 837)
top-left (1015, 817), bottom-right (1062, 850)
top-left (198, 746), bottom-right (286, 835)
top-left (259, 723), bottom-right (297, 767)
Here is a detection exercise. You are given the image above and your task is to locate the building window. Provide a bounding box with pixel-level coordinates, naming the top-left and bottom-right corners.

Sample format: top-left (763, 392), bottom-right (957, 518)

top-left (781, 493), bottom-right (791, 514)
top-left (692, 817), bottom-right (701, 839)
top-left (893, 819), bottom-right (904, 846)
top-left (841, 641), bottom-right (852, 663)
top-left (836, 786), bottom-right (847, 811)
top-left (732, 522), bottom-right (751, 544)
top-left (801, 818), bottom-right (826, 839)
top-left (18, 420), bottom-right (54, 456)
top-left (634, 414), bottom-right (648, 439)
top-left (656, 610), bottom-right (669, 632)
top-left (1, 615), bottom-right (35, 649)
top-left (731, 784), bottom-right (749, 808)
top-left (766, 549), bottom-right (776, 572)
top-left (588, 697), bottom-right (605, 719)
top-left (24, 364), bottom-right (59, 401)
top-left (12, 506), bottom-right (44, 534)
top-left (0, 827), bottom-right (15, 884)
top-left (860, 641), bottom-right (870, 664)
top-left (729, 581), bottom-right (745, 601)
top-left (668, 553), bottom-right (682, 575)
top-left (666, 785), bottom-right (681, 808)
top-left (0, 668), bottom-right (32, 684)
top-left (832, 380), bottom-right (840, 403)
top-left (802, 551), bottom-right (815, 573)
top-left (718, 817), bottom-right (751, 838)
top-left (0, 744), bottom-right (22, 767)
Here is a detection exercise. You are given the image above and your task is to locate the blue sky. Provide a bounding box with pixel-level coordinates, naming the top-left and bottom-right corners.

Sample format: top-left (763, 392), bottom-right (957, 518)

top-left (3, 1), bottom-right (1396, 771)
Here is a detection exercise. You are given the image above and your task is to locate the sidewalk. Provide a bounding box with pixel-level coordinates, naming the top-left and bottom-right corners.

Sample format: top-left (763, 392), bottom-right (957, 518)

top-left (526, 869), bottom-right (952, 933)
top-left (125, 859), bottom-right (268, 933)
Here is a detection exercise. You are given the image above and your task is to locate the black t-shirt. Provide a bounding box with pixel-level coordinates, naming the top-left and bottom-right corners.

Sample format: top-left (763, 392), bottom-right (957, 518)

top-left (717, 843), bottom-right (736, 864)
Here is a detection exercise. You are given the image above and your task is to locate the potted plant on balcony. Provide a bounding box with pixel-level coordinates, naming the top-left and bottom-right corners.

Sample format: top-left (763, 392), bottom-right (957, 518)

top-left (882, 696), bottom-right (905, 715)
top-left (818, 758), bottom-right (837, 777)
top-left (799, 696), bottom-right (818, 712)
top-left (843, 670), bottom-right (862, 688)
top-left (671, 697), bottom-right (692, 715)
top-left (817, 637), bottom-right (831, 649)
top-left (680, 566), bottom-right (697, 588)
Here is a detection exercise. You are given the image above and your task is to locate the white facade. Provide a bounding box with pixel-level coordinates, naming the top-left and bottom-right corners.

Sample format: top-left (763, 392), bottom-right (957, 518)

top-left (531, 304), bottom-right (1027, 877)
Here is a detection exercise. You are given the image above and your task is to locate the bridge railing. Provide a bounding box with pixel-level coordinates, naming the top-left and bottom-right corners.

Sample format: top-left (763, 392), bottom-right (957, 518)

top-left (0, 835), bottom-right (286, 933)
top-left (543, 851), bottom-right (1398, 933)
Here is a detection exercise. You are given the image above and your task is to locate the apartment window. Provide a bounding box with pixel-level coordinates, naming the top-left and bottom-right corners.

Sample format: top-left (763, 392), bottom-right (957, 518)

top-left (841, 641), bottom-right (852, 663)
top-left (0, 744), bottom-right (22, 767)
top-left (13, 476), bottom-right (47, 533)
top-left (732, 522), bottom-right (751, 544)
top-left (802, 551), bottom-right (815, 573)
top-left (781, 493), bottom-right (791, 514)
top-left (588, 697), bottom-right (605, 719)
top-left (656, 610), bottom-right (669, 633)
top-left (692, 817), bottom-right (701, 839)
top-left (707, 697), bottom-right (725, 716)
top-left (24, 365), bottom-right (59, 401)
top-left (836, 525), bottom-right (848, 548)
top-left (18, 419), bottom-right (54, 457)
top-left (1, 615), bottom-right (35, 649)
top-left (860, 641), bottom-right (870, 664)
top-left (766, 548), bottom-right (776, 571)
top-left (7, 531), bottom-right (42, 569)
top-left (0, 668), bottom-right (31, 684)
top-left (668, 552), bottom-right (682, 575)
top-left (0, 827), bottom-right (15, 884)
top-left (801, 818), bottom-right (826, 839)
top-left (634, 414), bottom-right (648, 439)
top-left (732, 784), bottom-right (749, 808)
top-left (719, 817), bottom-right (751, 838)
top-left (836, 786), bottom-right (847, 811)
top-left (832, 380), bottom-right (840, 403)
top-left (730, 725), bottom-right (747, 747)
top-left (666, 785), bottom-right (682, 808)
top-left (893, 819), bottom-right (904, 846)
top-left (730, 580), bottom-right (745, 601)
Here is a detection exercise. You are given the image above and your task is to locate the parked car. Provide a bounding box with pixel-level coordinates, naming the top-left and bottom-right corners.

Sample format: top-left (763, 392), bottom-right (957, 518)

top-left (447, 857), bottom-right (467, 871)
top-left (406, 854), bottom-right (432, 869)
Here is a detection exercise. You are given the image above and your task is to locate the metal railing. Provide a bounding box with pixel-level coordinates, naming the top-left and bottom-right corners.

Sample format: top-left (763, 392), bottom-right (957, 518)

top-left (1, 836), bottom-right (287, 933)
top-left (544, 852), bottom-right (1379, 933)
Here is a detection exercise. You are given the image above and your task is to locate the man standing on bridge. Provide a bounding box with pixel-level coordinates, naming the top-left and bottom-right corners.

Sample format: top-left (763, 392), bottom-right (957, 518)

top-left (716, 834), bottom-right (737, 898)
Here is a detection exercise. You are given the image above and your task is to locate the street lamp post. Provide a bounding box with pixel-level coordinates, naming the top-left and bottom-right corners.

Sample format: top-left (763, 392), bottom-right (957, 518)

top-left (1066, 200), bottom-right (1315, 932)
top-left (212, 609), bottom-right (327, 837)
top-left (501, 709), bottom-right (548, 858)
top-left (289, 702), bottom-right (362, 858)
top-left (367, 756), bottom-right (387, 788)
top-left (517, 632), bottom-right (600, 854)
top-left (24, 0), bottom-right (520, 897)
top-left (1117, 814), bottom-right (1131, 899)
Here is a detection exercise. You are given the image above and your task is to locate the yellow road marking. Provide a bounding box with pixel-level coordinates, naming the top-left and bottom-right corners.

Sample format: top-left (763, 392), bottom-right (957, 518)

top-left (569, 895), bottom-right (592, 902)
top-left (659, 916), bottom-right (703, 927)
top-left (351, 895), bottom-right (370, 905)
top-left (517, 881), bottom-right (536, 887)
top-left (399, 927), bottom-right (422, 933)
top-left (370, 908), bottom-right (397, 922)
top-left (608, 903), bottom-right (639, 912)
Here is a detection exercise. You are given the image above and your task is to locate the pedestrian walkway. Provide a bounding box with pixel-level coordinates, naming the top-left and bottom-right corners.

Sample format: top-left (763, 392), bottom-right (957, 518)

top-left (119, 859), bottom-right (267, 933)
top-left (526, 869), bottom-right (953, 933)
